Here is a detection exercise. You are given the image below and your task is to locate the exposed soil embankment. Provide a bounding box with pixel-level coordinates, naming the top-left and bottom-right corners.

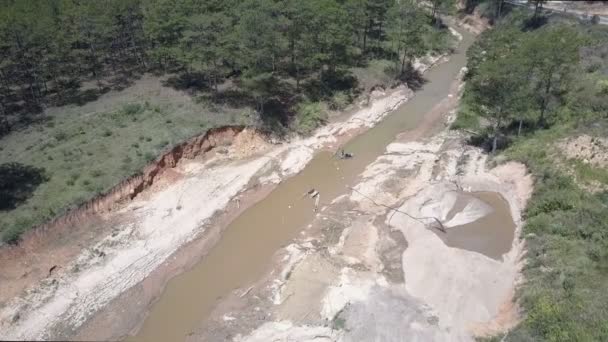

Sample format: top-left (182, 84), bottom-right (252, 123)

top-left (0, 127), bottom-right (259, 312)
top-left (4, 126), bottom-right (248, 254)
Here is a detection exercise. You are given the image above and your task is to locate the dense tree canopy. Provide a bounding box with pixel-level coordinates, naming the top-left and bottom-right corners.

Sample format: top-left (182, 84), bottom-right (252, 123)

top-left (0, 0), bottom-right (448, 133)
top-left (463, 18), bottom-right (584, 151)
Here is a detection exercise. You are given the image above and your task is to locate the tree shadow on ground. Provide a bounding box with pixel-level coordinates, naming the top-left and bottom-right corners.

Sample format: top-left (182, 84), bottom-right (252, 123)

top-left (56, 88), bottom-right (104, 106)
top-left (462, 0), bottom-right (483, 14)
top-left (162, 71), bottom-right (212, 92)
top-left (198, 88), bottom-right (255, 108)
top-left (107, 73), bottom-right (137, 92)
top-left (395, 63), bottom-right (428, 91)
top-left (302, 69), bottom-right (358, 102)
top-left (0, 163), bottom-right (48, 211)
top-left (365, 45), bottom-right (397, 61)
top-left (257, 78), bottom-right (300, 128)
top-left (504, 118), bottom-right (539, 136)
top-left (431, 16), bottom-right (449, 30)
top-left (467, 129), bottom-right (512, 153)
top-left (523, 16), bottom-right (549, 31)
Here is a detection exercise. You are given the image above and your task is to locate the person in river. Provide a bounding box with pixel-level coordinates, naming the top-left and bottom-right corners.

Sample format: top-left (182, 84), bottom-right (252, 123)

top-left (304, 188), bottom-right (321, 212)
top-left (340, 149), bottom-right (354, 159)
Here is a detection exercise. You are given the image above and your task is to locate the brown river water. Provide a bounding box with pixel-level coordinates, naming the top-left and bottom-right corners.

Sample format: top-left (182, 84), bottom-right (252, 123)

top-left (131, 26), bottom-right (512, 341)
top-left (442, 191), bottom-right (516, 260)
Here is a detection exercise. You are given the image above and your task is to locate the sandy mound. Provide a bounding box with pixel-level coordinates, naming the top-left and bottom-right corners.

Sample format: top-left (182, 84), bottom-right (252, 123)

top-left (229, 128), bottom-right (271, 159)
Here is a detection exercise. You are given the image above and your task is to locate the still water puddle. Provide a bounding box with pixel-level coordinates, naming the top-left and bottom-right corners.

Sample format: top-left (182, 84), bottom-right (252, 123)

top-left (440, 191), bottom-right (516, 260)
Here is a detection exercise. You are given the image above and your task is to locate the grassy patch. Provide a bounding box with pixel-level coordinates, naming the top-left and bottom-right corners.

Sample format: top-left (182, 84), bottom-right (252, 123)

top-left (569, 159), bottom-right (608, 185)
top-left (451, 103), bottom-right (481, 131)
top-left (0, 77), bottom-right (255, 242)
top-left (292, 101), bottom-right (328, 135)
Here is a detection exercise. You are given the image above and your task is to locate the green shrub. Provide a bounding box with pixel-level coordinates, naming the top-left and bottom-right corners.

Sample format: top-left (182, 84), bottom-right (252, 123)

top-left (122, 103), bottom-right (143, 116)
top-left (451, 106), bottom-right (480, 131)
top-left (598, 79), bottom-right (608, 95)
top-left (527, 190), bottom-right (577, 216)
top-left (144, 152), bottom-right (156, 162)
top-left (54, 131), bottom-right (68, 141)
top-left (293, 101), bottom-right (328, 135)
top-left (328, 91), bottom-right (351, 111)
top-left (525, 295), bottom-right (570, 339)
top-left (2, 217), bottom-right (34, 245)
top-left (90, 170), bottom-right (104, 178)
top-left (2, 225), bottom-right (24, 244)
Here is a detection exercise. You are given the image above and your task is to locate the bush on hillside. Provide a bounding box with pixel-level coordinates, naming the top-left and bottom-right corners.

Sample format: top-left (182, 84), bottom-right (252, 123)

top-left (293, 102), bottom-right (328, 135)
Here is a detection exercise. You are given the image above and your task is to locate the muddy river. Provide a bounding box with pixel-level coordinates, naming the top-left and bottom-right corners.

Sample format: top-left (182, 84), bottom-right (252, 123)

top-left (131, 26), bottom-right (511, 341)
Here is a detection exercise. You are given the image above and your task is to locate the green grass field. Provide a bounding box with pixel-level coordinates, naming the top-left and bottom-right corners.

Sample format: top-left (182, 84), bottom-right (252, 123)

top-left (0, 75), bottom-right (256, 243)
